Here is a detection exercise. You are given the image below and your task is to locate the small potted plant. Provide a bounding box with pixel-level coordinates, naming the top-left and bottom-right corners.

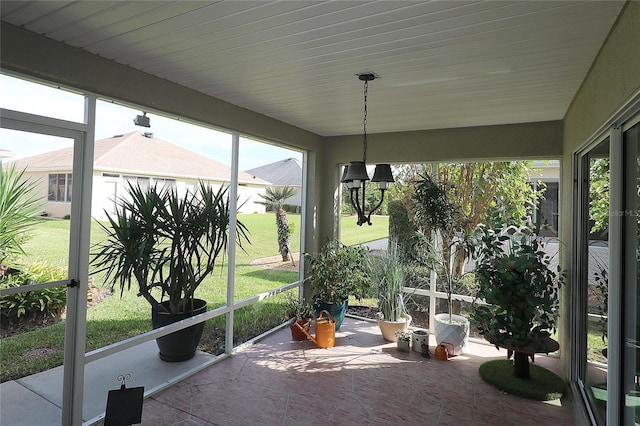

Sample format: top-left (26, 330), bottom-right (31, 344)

top-left (285, 294), bottom-right (314, 341)
top-left (472, 222), bottom-right (565, 379)
top-left (373, 240), bottom-right (412, 341)
top-left (412, 329), bottom-right (429, 354)
top-left (304, 239), bottom-right (371, 330)
top-left (394, 329), bottom-right (412, 352)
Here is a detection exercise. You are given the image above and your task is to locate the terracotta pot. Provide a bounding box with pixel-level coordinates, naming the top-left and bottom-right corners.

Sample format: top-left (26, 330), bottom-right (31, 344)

top-left (290, 317), bottom-right (312, 341)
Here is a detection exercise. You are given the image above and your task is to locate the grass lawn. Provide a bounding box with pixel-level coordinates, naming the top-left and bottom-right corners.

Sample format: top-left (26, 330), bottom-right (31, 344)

top-left (1, 212), bottom-right (389, 382)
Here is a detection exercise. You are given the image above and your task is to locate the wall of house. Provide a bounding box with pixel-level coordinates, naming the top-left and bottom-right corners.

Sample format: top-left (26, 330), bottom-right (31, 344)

top-left (315, 120), bottom-right (564, 242)
top-left (20, 169), bottom-right (72, 218)
top-left (90, 174), bottom-right (266, 221)
top-left (560, 0), bottom-right (640, 382)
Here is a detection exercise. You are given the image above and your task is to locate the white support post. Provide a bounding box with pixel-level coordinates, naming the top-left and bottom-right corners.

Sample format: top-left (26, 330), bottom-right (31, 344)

top-left (61, 94), bottom-right (96, 425)
top-left (226, 133), bottom-right (240, 354)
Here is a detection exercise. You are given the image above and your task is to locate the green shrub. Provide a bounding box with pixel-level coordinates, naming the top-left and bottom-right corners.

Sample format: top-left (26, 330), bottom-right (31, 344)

top-left (0, 261), bottom-right (67, 322)
top-left (388, 200), bottom-right (417, 263)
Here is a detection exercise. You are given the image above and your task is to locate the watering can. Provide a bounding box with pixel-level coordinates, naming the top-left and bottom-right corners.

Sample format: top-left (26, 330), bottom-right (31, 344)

top-left (293, 310), bottom-right (336, 348)
top-left (435, 342), bottom-right (454, 361)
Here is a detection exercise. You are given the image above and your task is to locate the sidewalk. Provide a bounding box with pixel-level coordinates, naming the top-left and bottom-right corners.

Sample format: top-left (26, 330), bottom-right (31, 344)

top-left (0, 341), bottom-right (215, 425)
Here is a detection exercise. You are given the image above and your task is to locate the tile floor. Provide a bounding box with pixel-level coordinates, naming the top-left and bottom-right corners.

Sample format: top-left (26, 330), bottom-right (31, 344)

top-left (141, 317), bottom-right (574, 425)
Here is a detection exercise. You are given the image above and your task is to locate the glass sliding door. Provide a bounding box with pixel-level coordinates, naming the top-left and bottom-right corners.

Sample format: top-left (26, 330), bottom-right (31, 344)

top-left (575, 113), bottom-right (640, 425)
top-left (576, 137), bottom-right (610, 425)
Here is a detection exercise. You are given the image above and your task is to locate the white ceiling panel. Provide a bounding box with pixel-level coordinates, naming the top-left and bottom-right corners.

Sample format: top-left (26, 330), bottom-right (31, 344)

top-left (0, 0), bottom-right (626, 136)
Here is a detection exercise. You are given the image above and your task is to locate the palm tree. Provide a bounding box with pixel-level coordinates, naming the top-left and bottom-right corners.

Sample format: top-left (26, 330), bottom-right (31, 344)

top-left (0, 164), bottom-right (43, 266)
top-left (259, 186), bottom-right (296, 261)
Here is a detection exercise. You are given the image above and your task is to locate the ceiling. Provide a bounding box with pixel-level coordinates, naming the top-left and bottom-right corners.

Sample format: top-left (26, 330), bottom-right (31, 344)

top-left (0, 1), bottom-right (626, 137)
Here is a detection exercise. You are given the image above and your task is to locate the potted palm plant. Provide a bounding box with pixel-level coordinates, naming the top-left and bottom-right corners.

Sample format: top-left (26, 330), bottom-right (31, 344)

top-left (472, 222), bottom-right (565, 379)
top-left (91, 181), bottom-right (249, 361)
top-left (374, 240), bottom-right (412, 341)
top-left (304, 239), bottom-right (371, 330)
top-left (412, 173), bottom-right (473, 355)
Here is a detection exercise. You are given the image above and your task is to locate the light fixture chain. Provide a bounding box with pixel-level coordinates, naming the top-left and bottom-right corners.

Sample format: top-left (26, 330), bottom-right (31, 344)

top-left (363, 80), bottom-right (368, 164)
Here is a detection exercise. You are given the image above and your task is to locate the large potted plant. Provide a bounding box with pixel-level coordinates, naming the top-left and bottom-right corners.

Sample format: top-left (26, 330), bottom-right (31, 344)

top-left (373, 240), bottom-right (412, 341)
top-left (92, 181), bottom-right (248, 361)
top-left (412, 173), bottom-right (473, 355)
top-left (304, 239), bottom-right (371, 330)
top-left (471, 223), bottom-right (564, 378)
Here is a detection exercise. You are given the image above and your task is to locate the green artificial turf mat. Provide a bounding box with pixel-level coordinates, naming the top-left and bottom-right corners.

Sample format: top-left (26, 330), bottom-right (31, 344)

top-left (479, 359), bottom-right (566, 401)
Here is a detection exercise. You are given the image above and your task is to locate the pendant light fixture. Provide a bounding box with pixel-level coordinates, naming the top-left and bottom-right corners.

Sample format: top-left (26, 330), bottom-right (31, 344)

top-left (341, 73), bottom-right (394, 226)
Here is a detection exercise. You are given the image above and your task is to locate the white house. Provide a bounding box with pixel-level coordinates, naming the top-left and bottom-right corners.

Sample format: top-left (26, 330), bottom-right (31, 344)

top-left (9, 131), bottom-right (270, 220)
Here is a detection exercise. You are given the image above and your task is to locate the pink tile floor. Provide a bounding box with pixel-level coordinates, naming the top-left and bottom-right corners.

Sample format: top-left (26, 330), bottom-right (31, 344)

top-left (142, 317), bottom-right (574, 425)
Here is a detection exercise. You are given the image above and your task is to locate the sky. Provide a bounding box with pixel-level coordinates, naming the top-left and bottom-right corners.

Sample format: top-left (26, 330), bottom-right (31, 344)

top-left (0, 74), bottom-right (302, 171)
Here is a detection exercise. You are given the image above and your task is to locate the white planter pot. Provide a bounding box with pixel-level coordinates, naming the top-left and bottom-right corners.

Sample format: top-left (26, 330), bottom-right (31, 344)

top-left (434, 313), bottom-right (469, 355)
top-left (375, 312), bottom-right (412, 342)
top-left (412, 329), bottom-right (429, 353)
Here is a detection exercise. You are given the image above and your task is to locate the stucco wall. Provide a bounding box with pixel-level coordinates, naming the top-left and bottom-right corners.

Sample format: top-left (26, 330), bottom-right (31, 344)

top-left (313, 120), bottom-right (564, 242)
top-left (559, 1), bottom-right (640, 379)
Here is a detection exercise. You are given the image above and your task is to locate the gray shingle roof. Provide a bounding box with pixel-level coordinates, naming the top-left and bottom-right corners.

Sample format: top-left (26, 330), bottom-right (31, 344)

top-left (10, 131), bottom-right (269, 185)
top-left (245, 157), bottom-right (301, 186)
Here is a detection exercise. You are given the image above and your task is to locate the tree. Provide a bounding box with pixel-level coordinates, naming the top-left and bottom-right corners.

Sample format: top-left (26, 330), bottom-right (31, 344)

top-left (472, 222), bottom-right (564, 379)
top-left (589, 158), bottom-right (610, 234)
top-left (341, 179), bottom-right (388, 216)
top-left (259, 186), bottom-right (296, 261)
top-left (386, 164), bottom-right (422, 213)
top-left (411, 162), bottom-right (543, 314)
top-left (0, 164), bottom-right (43, 266)
top-left (414, 162), bottom-right (541, 275)
top-left (429, 162), bottom-right (541, 232)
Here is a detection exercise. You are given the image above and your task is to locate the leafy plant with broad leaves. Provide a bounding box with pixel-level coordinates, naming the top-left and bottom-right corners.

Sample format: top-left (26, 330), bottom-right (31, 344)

top-left (305, 239), bottom-right (371, 305)
top-left (91, 181), bottom-right (249, 314)
top-left (472, 222), bottom-right (565, 351)
top-left (0, 164), bottom-right (43, 264)
top-left (0, 261), bottom-right (67, 322)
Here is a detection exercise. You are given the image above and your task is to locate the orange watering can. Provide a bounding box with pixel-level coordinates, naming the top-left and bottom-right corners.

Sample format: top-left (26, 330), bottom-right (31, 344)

top-left (293, 310), bottom-right (336, 348)
top-left (435, 342), bottom-right (454, 361)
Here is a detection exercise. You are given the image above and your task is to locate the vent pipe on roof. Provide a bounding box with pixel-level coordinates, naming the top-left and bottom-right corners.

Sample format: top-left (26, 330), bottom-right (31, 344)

top-left (143, 132), bottom-right (154, 138)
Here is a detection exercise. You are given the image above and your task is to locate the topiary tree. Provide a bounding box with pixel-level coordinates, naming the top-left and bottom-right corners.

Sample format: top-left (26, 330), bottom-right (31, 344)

top-left (472, 222), bottom-right (565, 379)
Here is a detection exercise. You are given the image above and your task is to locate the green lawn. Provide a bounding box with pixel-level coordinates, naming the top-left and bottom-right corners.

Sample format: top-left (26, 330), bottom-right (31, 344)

top-left (1, 212), bottom-right (389, 382)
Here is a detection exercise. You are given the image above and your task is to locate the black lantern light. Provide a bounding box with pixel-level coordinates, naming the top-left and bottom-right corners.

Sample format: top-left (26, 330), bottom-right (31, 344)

top-left (341, 73), bottom-right (394, 226)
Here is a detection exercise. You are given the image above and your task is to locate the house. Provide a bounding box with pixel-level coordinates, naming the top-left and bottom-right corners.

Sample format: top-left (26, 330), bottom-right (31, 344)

top-left (1, 2), bottom-right (638, 424)
top-left (9, 131), bottom-right (269, 219)
top-left (245, 157), bottom-right (302, 210)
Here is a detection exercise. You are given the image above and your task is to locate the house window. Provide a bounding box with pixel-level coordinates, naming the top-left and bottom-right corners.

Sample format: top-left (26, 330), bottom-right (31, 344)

top-left (124, 175), bottom-right (150, 192)
top-left (154, 178), bottom-right (176, 191)
top-left (48, 173), bottom-right (72, 202)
